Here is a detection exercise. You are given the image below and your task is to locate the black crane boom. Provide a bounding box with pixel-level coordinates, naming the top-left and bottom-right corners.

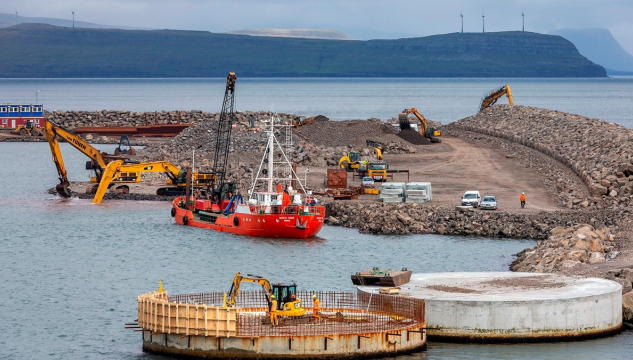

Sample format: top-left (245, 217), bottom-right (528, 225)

top-left (211, 72), bottom-right (236, 197)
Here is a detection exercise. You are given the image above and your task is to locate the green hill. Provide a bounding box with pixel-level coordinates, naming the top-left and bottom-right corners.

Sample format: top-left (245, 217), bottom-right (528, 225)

top-left (0, 24), bottom-right (605, 78)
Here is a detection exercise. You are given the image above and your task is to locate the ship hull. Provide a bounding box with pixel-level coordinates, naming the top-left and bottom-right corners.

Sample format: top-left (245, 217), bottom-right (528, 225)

top-left (172, 198), bottom-right (325, 239)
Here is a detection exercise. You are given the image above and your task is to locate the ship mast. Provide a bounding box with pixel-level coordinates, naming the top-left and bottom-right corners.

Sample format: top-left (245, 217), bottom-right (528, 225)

top-left (267, 114), bottom-right (274, 192)
top-left (249, 113), bottom-right (307, 200)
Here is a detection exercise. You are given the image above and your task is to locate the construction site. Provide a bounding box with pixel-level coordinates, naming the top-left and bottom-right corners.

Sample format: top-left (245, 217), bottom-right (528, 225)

top-left (4, 78), bottom-right (633, 353)
top-left (130, 274), bottom-right (427, 359)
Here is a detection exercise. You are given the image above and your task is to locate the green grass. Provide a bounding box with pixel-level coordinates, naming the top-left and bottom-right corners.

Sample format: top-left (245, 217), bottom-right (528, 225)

top-left (0, 24), bottom-right (606, 78)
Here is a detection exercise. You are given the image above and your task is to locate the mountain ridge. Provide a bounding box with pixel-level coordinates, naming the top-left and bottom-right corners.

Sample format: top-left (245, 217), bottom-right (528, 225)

top-left (0, 24), bottom-right (606, 78)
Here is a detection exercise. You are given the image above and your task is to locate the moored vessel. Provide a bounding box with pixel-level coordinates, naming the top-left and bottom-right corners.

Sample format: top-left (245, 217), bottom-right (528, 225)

top-left (172, 72), bottom-right (325, 238)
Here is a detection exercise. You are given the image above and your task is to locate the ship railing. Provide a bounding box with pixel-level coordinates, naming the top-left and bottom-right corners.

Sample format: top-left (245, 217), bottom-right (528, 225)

top-left (248, 205), bottom-right (323, 215)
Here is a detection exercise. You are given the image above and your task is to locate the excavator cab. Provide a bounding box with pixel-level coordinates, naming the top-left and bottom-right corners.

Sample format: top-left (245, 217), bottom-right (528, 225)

top-left (272, 283), bottom-right (304, 317)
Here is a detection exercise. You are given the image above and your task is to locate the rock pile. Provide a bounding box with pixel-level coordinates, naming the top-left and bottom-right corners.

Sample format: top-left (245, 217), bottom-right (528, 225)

top-left (323, 201), bottom-right (624, 238)
top-left (449, 105), bottom-right (633, 207)
top-left (510, 224), bottom-right (615, 273)
top-left (295, 118), bottom-right (399, 147)
top-left (47, 110), bottom-right (304, 130)
top-left (397, 129), bottom-right (431, 145)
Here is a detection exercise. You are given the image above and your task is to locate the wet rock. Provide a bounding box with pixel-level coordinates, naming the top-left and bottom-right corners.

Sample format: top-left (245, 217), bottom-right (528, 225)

top-left (623, 292), bottom-right (633, 322)
top-left (510, 224), bottom-right (613, 273)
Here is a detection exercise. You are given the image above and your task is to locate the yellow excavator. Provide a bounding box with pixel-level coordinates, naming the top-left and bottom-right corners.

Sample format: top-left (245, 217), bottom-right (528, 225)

top-left (44, 119), bottom-right (214, 203)
top-left (479, 85), bottom-right (513, 112)
top-left (365, 140), bottom-right (384, 160)
top-left (44, 120), bottom-right (141, 198)
top-left (401, 108), bottom-right (441, 143)
top-left (226, 272), bottom-right (305, 317)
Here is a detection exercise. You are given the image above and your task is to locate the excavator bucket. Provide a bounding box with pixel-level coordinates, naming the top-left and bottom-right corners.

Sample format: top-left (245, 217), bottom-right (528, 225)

top-left (56, 182), bottom-right (72, 198)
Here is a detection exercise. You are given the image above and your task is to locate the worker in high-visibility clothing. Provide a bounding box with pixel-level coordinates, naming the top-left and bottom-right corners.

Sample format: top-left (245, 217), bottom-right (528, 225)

top-left (520, 192), bottom-right (526, 209)
top-left (269, 295), bottom-right (278, 325)
top-left (312, 294), bottom-right (321, 319)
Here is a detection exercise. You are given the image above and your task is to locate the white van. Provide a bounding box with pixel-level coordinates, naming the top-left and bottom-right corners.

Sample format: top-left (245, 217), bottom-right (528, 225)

top-left (461, 190), bottom-right (481, 207)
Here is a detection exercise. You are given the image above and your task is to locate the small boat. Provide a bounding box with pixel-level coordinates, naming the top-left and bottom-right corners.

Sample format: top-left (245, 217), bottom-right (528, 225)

top-left (172, 114), bottom-right (325, 239)
top-left (351, 268), bottom-right (412, 287)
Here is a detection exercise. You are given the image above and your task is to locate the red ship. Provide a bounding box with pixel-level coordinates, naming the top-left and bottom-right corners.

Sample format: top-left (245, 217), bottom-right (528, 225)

top-left (171, 192), bottom-right (325, 239)
top-left (172, 72), bottom-right (325, 239)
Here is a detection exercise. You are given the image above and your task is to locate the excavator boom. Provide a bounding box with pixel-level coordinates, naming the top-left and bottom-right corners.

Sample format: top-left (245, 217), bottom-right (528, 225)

top-left (44, 120), bottom-right (109, 197)
top-left (92, 160), bottom-right (183, 203)
top-left (479, 84), bottom-right (513, 112)
top-left (226, 272), bottom-right (272, 307)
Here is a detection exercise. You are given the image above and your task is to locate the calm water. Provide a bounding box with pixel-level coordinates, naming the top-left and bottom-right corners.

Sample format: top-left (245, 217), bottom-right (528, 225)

top-left (1, 77), bottom-right (633, 126)
top-left (2, 77), bottom-right (633, 359)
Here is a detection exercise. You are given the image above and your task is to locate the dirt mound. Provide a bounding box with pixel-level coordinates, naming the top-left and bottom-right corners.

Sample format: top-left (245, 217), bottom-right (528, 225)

top-left (397, 129), bottom-right (431, 145)
top-left (295, 118), bottom-right (398, 147)
top-left (312, 115), bottom-right (329, 122)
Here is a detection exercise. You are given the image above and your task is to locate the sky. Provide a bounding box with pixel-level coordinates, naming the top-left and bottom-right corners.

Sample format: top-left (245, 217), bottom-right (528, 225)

top-left (2, 0), bottom-right (633, 53)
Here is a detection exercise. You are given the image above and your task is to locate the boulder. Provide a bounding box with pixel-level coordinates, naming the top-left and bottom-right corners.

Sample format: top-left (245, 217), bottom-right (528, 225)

top-left (623, 292), bottom-right (633, 322)
top-left (590, 183), bottom-right (608, 196)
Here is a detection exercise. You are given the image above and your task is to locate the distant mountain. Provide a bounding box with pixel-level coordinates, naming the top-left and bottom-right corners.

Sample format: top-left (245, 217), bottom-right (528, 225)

top-left (0, 12), bottom-right (148, 30)
top-left (227, 28), bottom-right (353, 40)
top-left (550, 28), bottom-right (633, 73)
top-left (0, 24), bottom-right (606, 78)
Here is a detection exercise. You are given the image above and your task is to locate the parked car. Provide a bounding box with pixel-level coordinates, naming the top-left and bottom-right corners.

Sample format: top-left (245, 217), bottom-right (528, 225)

top-left (361, 177), bottom-right (375, 186)
top-left (461, 190), bottom-right (481, 207)
top-left (480, 196), bottom-right (497, 210)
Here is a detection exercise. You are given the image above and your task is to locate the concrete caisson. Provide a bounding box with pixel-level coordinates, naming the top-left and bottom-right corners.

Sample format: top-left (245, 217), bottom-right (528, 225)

top-left (135, 290), bottom-right (427, 359)
top-left (358, 272), bottom-right (622, 343)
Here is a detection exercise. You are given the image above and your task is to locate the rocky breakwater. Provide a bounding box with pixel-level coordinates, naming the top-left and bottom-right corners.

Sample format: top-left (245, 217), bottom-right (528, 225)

top-left (511, 225), bottom-right (615, 273)
top-left (511, 223), bottom-right (633, 323)
top-left (323, 201), bottom-right (624, 239)
top-left (448, 105), bottom-right (633, 209)
top-left (47, 110), bottom-right (305, 130)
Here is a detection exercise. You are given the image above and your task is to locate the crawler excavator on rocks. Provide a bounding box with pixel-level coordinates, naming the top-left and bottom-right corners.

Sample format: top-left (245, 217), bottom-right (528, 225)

top-left (400, 108), bottom-right (441, 143)
top-left (479, 85), bottom-right (513, 112)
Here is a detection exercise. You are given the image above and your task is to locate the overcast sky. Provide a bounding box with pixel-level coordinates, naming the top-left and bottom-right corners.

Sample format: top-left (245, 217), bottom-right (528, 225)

top-left (3, 0), bottom-right (633, 53)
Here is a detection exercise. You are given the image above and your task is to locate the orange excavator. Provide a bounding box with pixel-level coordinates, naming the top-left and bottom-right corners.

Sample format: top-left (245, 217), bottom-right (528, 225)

top-left (401, 108), bottom-right (441, 143)
top-left (479, 85), bottom-right (513, 112)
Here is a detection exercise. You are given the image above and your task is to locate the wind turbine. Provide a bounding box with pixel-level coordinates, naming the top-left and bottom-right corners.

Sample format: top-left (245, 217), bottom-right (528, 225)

top-left (72, 10), bottom-right (75, 28)
top-left (522, 10), bottom-right (525, 32)
top-left (482, 12), bottom-right (485, 33)
top-left (15, 9), bottom-right (18, 25)
top-left (461, 12), bottom-right (463, 33)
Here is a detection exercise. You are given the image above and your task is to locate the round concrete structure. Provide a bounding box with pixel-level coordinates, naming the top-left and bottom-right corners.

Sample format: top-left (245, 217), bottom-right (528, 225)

top-left (358, 272), bottom-right (622, 342)
top-left (136, 290), bottom-right (427, 359)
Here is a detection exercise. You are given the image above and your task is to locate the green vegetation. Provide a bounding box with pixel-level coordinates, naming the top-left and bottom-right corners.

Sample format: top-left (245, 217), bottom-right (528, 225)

top-left (0, 24), bottom-right (606, 78)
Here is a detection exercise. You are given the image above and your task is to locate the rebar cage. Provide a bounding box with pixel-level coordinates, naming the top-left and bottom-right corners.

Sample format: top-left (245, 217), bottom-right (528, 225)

top-left (169, 291), bottom-right (425, 337)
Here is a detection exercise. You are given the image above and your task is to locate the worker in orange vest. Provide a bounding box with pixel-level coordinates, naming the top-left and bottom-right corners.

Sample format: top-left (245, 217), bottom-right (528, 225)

top-left (312, 294), bottom-right (321, 319)
top-left (269, 295), bottom-right (278, 326)
top-left (520, 193), bottom-right (526, 209)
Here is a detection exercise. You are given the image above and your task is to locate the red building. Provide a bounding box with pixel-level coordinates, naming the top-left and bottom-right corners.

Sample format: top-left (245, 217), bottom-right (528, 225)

top-left (0, 104), bottom-right (45, 128)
